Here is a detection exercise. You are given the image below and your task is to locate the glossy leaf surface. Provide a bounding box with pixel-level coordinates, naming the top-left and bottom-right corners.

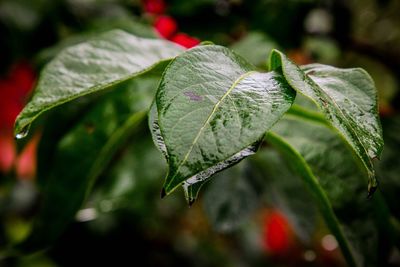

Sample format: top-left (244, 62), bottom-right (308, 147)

top-left (156, 45), bottom-right (296, 194)
top-left (149, 80), bottom-right (259, 204)
top-left (269, 50), bottom-right (383, 194)
top-left (15, 30), bottom-right (183, 136)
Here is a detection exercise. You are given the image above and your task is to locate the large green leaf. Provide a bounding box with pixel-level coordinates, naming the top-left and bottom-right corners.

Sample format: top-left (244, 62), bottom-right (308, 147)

top-left (269, 115), bottom-right (396, 267)
top-left (149, 101), bottom-right (258, 204)
top-left (17, 77), bottom-right (157, 252)
top-left (269, 50), bottom-right (383, 195)
top-left (14, 30), bottom-right (184, 137)
top-left (155, 45), bottom-right (296, 195)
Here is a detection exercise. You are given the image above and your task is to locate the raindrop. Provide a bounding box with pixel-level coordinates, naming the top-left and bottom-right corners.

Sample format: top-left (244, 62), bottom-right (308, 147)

top-left (15, 126), bottom-right (30, 139)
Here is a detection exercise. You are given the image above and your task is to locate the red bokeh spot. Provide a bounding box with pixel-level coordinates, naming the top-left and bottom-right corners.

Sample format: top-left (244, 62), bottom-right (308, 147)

top-left (143, 0), bottom-right (166, 15)
top-left (171, 33), bottom-right (200, 49)
top-left (154, 16), bottom-right (178, 39)
top-left (0, 61), bottom-right (36, 177)
top-left (16, 133), bottom-right (40, 180)
top-left (0, 62), bottom-right (35, 130)
top-left (0, 131), bottom-right (16, 173)
top-left (263, 211), bottom-right (291, 255)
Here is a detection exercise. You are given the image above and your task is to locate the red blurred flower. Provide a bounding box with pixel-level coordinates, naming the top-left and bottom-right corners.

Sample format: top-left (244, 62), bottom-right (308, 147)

top-left (171, 33), bottom-right (200, 48)
top-left (263, 211), bottom-right (292, 255)
top-left (0, 132), bottom-right (15, 173)
top-left (143, 0), bottom-right (166, 15)
top-left (154, 16), bottom-right (177, 39)
top-left (0, 61), bottom-right (36, 177)
top-left (15, 133), bottom-right (40, 180)
top-left (0, 62), bottom-right (35, 130)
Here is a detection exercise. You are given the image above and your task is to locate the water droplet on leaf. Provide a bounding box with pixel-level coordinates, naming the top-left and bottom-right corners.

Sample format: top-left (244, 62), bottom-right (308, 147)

top-left (15, 126), bottom-right (30, 139)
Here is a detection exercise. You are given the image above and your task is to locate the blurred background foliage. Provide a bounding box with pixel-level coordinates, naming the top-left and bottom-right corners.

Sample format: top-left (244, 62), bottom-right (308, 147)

top-left (1, 0), bottom-right (400, 266)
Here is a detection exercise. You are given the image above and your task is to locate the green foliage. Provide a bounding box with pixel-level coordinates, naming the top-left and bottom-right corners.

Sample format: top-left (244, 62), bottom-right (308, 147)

top-left (269, 51), bottom-right (383, 195)
top-left (155, 45), bottom-right (295, 196)
top-left (14, 30), bottom-right (183, 136)
top-left (12, 30), bottom-right (390, 267)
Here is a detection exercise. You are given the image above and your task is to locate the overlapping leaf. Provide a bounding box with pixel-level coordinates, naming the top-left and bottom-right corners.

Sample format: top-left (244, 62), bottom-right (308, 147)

top-left (269, 50), bottom-right (383, 195)
top-left (269, 115), bottom-right (394, 267)
top-left (155, 45), bottom-right (296, 195)
top-left (14, 30), bottom-right (184, 137)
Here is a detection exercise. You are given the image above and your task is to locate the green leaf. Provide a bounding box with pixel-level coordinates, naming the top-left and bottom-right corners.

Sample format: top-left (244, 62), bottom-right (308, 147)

top-left (17, 77), bottom-right (157, 252)
top-left (203, 160), bottom-right (259, 232)
top-left (269, 115), bottom-right (397, 267)
top-left (269, 50), bottom-right (383, 195)
top-left (14, 30), bottom-right (184, 137)
top-left (149, 93), bottom-right (258, 204)
top-left (156, 45), bottom-right (296, 195)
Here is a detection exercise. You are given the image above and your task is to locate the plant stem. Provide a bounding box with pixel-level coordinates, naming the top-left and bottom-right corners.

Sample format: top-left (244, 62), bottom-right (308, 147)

top-left (266, 132), bottom-right (357, 267)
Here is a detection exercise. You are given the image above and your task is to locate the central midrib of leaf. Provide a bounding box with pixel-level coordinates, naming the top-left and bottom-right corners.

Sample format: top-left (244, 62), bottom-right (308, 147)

top-left (164, 70), bottom-right (258, 191)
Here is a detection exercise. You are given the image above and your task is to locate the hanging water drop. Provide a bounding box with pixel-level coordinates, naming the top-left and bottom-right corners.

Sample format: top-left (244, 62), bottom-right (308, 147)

top-left (15, 125), bottom-right (30, 139)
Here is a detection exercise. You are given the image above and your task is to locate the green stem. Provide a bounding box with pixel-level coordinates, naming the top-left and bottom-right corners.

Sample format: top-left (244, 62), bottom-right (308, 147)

top-left (283, 107), bottom-right (400, 251)
top-left (372, 192), bottom-right (400, 250)
top-left (266, 132), bottom-right (357, 267)
top-left (286, 104), bottom-right (328, 126)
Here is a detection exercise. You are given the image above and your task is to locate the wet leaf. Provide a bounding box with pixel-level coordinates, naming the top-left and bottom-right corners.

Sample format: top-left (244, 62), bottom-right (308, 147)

top-left (156, 45), bottom-right (296, 195)
top-left (269, 50), bottom-right (383, 195)
top-left (149, 96), bottom-right (258, 204)
top-left (15, 30), bottom-right (183, 137)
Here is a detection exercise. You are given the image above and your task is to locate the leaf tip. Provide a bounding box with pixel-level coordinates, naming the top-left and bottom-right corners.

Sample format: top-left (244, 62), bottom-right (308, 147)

top-left (160, 188), bottom-right (167, 199)
top-left (188, 198), bottom-right (195, 207)
top-left (367, 183), bottom-right (378, 199)
top-left (14, 124), bottom-right (30, 140)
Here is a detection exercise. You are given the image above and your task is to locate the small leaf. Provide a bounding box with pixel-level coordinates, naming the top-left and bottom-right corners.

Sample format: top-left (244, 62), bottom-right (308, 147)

top-left (156, 45), bottom-right (296, 195)
top-left (269, 50), bottom-right (383, 195)
top-left (15, 30), bottom-right (184, 137)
